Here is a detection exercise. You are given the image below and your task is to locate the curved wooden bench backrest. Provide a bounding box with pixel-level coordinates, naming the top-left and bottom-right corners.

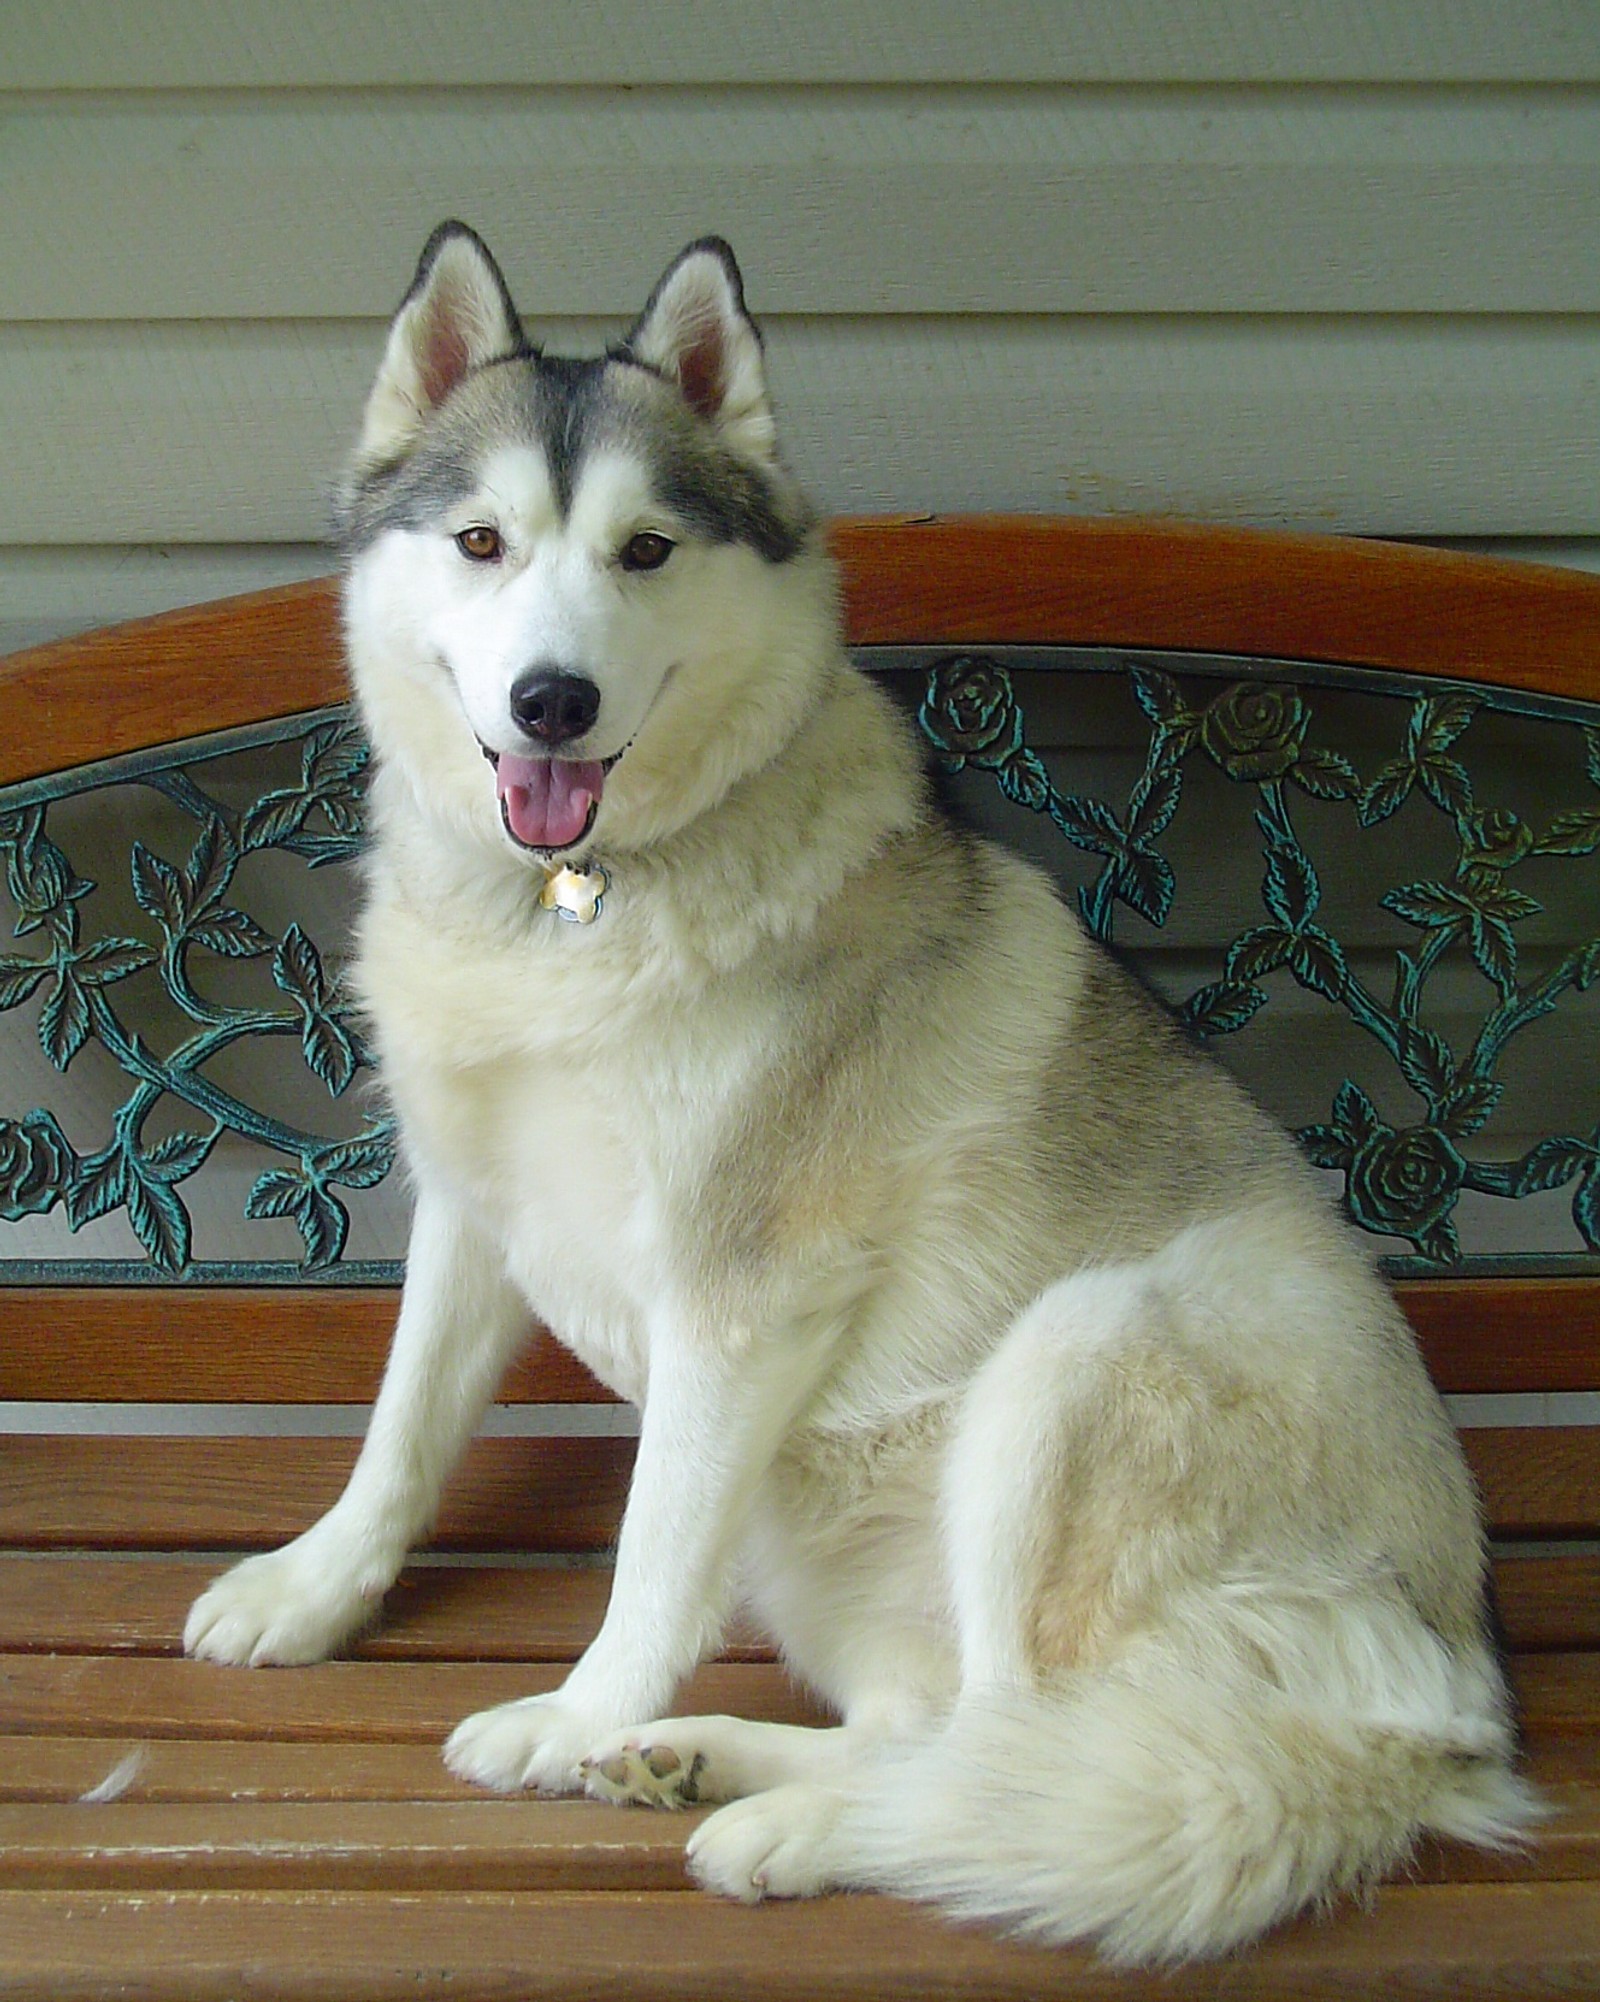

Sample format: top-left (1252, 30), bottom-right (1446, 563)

top-left (3, 519), bottom-right (1600, 790)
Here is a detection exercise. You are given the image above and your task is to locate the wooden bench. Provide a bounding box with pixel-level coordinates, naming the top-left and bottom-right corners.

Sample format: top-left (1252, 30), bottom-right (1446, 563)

top-left (1, 516), bottom-right (1597, 1998)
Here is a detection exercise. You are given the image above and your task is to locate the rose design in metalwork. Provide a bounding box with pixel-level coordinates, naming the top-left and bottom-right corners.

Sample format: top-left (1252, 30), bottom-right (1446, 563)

top-left (1199, 685), bottom-right (1311, 783)
top-left (1461, 807), bottom-right (1536, 873)
top-left (919, 656), bottom-right (1023, 766)
top-left (1347, 1123), bottom-right (1468, 1253)
top-left (0, 1111), bottom-right (72, 1219)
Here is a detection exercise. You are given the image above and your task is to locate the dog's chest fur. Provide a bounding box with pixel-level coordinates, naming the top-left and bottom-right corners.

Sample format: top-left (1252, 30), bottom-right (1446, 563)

top-left (357, 892), bottom-right (797, 1402)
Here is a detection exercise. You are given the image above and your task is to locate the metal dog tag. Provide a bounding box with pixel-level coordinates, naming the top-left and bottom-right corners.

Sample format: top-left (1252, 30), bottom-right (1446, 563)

top-left (539, 863), bottom-right (608, 924)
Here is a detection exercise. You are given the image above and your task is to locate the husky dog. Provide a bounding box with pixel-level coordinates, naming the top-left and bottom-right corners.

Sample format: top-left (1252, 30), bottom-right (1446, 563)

top-left (186, 224), bottom-right (1535, 1964)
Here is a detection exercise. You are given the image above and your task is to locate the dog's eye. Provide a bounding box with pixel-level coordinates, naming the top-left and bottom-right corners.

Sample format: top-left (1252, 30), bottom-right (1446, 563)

top-left (455, 526), bottom-right (503, 563)
top-left (620, 531), bottom-right (675, 574)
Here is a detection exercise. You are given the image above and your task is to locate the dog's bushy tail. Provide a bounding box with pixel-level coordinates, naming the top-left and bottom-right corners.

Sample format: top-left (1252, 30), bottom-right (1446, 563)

top-left (833, 1594), bottom-right (1541, 1965)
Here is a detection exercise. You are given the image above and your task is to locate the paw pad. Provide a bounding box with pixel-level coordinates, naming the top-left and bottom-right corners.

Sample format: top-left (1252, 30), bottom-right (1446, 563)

top-left (583, 1743), bottom-right (708, 1809)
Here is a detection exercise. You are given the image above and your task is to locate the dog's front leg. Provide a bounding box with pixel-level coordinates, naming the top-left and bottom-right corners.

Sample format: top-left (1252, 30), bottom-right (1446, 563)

top-left (445, 1305), bottom-right (834, 1795)
top-left (185, 1180), bottom-right (531, 1666)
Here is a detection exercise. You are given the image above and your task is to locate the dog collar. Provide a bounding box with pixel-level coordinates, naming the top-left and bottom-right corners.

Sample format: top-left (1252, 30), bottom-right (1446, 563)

top-left (538, 861), bottom-right (608, 925)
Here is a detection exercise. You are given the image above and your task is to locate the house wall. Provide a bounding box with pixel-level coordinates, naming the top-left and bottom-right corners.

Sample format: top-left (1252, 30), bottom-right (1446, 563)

top-left (3, 1), bottom-right (1598, 650)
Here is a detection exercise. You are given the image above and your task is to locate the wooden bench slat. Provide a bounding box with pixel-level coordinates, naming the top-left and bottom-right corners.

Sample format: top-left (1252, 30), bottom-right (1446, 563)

top-left (3, 1881), bottom-right (1598, 2002)
top-left (0, 1557), bottom-right (616, 1661)
top-left (7, 1427), bottom-right (1594, 1549)
top-left (3, 1278), bottom-right (1592, 1403)
top-left (1510, 1653), bottom-right (1600, 1741)
top-left (1398, 1277), bottom-right (1600, 1396)
top-left (2, 1552), bottom-right (1594, 1660)
top-left (2, 1782), bottom-right (1596, 1896)
top-left (7, 1769), bottom-right (1599, 1889)
top-left (1461, 1429), bottom-right (1600, 1540)
top-left (0, 1736), bottom-right (492, 1804)
top-left (2, 1648), bottom-right (1591, 1753)
top-left (0, 1557), bottom-right (779, 1663)
top-left (9, 1730), bottom-right (1593, 1808)
top-left (0, 1293), bottom-right (610, 1406)
top-left (0, 1799), bottom-right (698, 1894)
top-left (1491, 1554), bottom-right (1600, 1654)
top-left (0, 1654), bottom-right (831, 1742)
top-left (833, 519), bottom-right (1600, 702)
top-left (0, 1435), bottom-right (634, 1551)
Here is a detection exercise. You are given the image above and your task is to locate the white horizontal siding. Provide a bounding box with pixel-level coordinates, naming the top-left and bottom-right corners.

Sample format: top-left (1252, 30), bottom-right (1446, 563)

top-left (6, 87), bottom-right (1598, 319)
top-left (6, 2), bottom-right (1598, 86)
top-left (4, 13), bottom-right (1598, 609)
top-left (5, 315), bottom-right (1597, 545)
top-left (0, 548), bottom-right (331, 655)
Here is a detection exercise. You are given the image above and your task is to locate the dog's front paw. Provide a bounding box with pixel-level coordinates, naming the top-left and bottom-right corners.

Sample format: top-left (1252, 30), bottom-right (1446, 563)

top-left (183, 1531), bottom-right (383, 1667)
top-left (686, 1783), bottom-right (844, 1903)
top-left (444, 1694), bottom-right (613, 1795)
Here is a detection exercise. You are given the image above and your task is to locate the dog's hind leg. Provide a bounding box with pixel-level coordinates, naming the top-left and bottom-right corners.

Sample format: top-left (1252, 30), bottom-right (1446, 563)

top-left (681, 1261), bottom-right (1250, 1910)
top-left (185, 1181), bottom-right (531, 1666)
top-left (939, 1259), bottom-right (1240, 1693)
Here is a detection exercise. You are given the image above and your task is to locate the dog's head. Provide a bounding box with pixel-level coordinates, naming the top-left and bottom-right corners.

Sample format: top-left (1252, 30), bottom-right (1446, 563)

top-left (338, 224), bottom-right (827, 861)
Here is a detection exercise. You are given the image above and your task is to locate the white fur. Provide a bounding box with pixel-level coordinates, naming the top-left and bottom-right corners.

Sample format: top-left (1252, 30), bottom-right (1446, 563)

top-left (185, 234), bottom-right (1539, 1965)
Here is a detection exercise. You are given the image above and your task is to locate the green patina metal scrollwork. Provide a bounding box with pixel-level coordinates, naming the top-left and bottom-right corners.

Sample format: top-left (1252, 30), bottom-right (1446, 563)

top-left (920, 654), bottom-right (1600, 1263)
top-left (0, 651), bottom-right (1595, 1277)
top-left (0, 714), bottom-right (395, 1273)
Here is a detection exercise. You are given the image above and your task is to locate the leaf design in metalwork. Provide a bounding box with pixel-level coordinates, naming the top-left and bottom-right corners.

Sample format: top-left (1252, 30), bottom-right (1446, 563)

top-left (0, 956), bottom-right (50, 1009)
top-left (997, 749), bottom-right (1052, 810)
top-left (38, 967), bottom-right (92, 1070)
top-left (272, 923), bottom-right (360, 1095)
top-left (1223, 837), bottom-right (1347, 1002)
top-left (1535, 807), bottom-right (1600, 858)
top-left (1360, 693), bottom-right (1480, 827)
top-left (246, 1166), bottom-right (349, 1268)
top-left (244, 1125), bottom-right (395, 1268)
top-left (237, 722), bottom-right (369, 864)
top-left (1395, 1022), bottom-right (1459, 1107)
top-left (1382, 877), bottom-right (1537, 998)
top-left (131, 843), bottom-right (186, 934)
top-left (32, 934), bottom-right (157, 1072)
top-left (1181, 980), bottom-right (1269, 1037)
top-left (315, 1131), bottom-right (396, 1190)
top-left (1287, 746), bottom-right (1361, 801)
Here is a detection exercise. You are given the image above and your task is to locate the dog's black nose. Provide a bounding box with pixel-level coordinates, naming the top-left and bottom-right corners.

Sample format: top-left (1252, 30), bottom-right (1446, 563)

top-left (508, 671), bottom-right (601, 747)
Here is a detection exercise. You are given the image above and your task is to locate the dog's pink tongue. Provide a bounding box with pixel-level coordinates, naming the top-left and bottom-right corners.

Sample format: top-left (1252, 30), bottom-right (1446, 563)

top-left (496, 755), bottom-right (604, 849)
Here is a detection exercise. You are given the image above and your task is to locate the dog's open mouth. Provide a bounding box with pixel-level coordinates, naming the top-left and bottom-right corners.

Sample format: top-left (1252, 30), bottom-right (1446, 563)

top-left (480, 747), bottom-right (623, 854)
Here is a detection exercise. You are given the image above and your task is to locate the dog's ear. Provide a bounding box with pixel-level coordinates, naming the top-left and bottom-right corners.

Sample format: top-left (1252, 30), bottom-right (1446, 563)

top-left (625, 239), bottom-right (776, 461)
top-left (355, 223), bottom-right (524, 466)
